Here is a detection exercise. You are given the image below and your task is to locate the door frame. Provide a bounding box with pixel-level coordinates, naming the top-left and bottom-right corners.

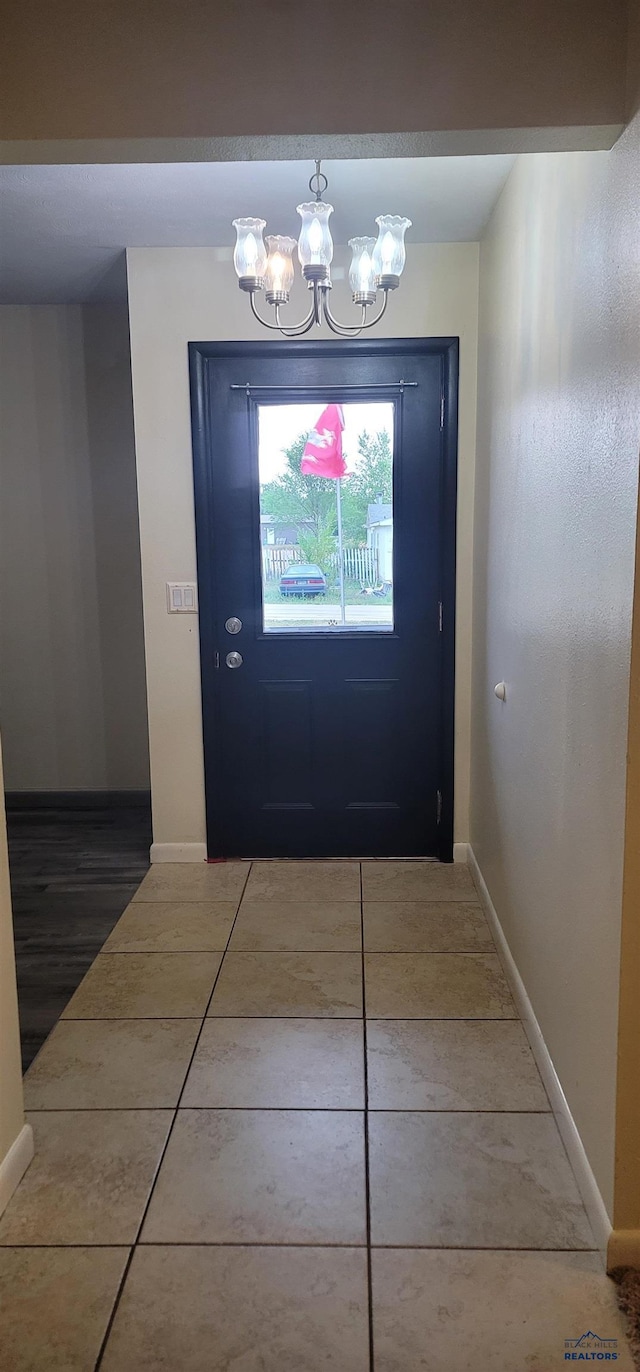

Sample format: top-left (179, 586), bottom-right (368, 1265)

top-left (189, 336), bottom-right (459, 861)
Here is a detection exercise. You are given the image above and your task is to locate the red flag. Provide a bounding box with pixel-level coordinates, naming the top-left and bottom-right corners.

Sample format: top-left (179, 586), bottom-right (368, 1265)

top-left (301, 404), bottom-right (346, 479)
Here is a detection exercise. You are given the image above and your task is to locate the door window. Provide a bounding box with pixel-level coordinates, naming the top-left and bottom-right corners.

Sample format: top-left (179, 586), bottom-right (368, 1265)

top-left (258, 402), bottom-right (394, 633)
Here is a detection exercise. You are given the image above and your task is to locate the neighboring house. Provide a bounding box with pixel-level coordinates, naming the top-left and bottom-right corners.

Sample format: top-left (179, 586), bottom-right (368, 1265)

top-left (367, 501), bottom-right (393, 582)
top-left (260, 514), bottom-right (313, 547)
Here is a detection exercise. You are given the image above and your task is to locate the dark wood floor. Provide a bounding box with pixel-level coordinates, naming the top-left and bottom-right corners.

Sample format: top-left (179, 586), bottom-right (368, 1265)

top-left (6, 801), bottom-right (151, 1070)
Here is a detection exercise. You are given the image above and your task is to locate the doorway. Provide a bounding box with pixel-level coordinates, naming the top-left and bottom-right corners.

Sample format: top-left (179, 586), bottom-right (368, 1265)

top-left (190, 339), bottom-right (457, 860)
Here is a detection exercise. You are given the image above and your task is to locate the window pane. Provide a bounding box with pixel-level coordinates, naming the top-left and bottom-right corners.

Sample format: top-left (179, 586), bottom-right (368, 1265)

top-left (258, 402), bottom-right (394, 633)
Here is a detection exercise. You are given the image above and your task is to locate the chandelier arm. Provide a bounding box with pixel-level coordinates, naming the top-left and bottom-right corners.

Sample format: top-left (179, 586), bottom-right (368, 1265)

top-left (248, 292), bottom-right (288, 331)
top-left (360, 290), bottom-right (391, 329)
top-left (322, 289), bottom-right (391, 336)
top-left (247, 282), bottom-right (391, 338)
top-left (273, 299), bottom-right (317, 337)
top-left (321, 293), bottom-right (366, 337)
top-left (248, 292), bottom-right (315, 335)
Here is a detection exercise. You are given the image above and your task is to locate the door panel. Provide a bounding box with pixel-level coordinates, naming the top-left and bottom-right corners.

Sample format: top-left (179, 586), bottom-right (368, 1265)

top-left (343, 679), bottom-right (402, 807)
top-left (261, 680), bottom-right (315, 807)
top-left (190, 339), bottom-right (458, 859)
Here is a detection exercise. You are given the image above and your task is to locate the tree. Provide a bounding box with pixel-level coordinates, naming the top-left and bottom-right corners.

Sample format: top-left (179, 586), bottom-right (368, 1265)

top-left (340, 429), bottom-right (392, 543)
top-left (260, 433), bottom-right (336, 538)
top-left (260, 427), bottom-right (393, 547)
top-left (298, 510), bottom-right (338, 582)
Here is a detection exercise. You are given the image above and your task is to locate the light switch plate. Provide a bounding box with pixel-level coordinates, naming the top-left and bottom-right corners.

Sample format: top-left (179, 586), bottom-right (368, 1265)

top-left (167, 582), bottom-right (198, 613)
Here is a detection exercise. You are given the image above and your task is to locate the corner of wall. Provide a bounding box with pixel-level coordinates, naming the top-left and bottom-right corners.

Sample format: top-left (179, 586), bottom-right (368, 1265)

top-left (0, 1124), bottom-right (34, 1218)
top-left (612, 476), bottom-right (640, 1255)
top-left (468, 845), bottom-right (612, 1261)
top-left (0, 740), bottom-right (31, 1216)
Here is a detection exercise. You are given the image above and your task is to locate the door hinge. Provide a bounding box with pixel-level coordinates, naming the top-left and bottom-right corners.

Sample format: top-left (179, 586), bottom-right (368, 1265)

top-left (436, 790), bottom-right (443, 825)
top-left (214, 650), bottom-right (220, 670)
top-left (440, 392), bottom-right (445, 429)
top-left (438, 601), bottom-right (443, 633)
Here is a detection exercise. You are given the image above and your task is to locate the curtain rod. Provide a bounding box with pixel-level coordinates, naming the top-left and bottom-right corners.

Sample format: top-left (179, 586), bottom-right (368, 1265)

top-left (229, 380), bottom-right (418, 395)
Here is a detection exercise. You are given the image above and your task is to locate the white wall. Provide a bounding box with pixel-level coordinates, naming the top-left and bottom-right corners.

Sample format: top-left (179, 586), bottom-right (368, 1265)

top-left (83, 304), bottom-right (150, 791)
top-left (0, 306), bottom-right (104, 789)
top-left (126, 243), bottom-right (479, 853)
top-left (0, 304), bottom-right (149, 792)
top-left (471, 116), bottom-right (640, 1217)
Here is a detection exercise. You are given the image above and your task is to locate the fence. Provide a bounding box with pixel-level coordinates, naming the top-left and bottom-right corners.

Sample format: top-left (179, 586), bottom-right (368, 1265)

top-left (262, 545), bottom-right (380, 584)
top-left (262, 547), bottom-right (301, 580)
top-left (339, 546), bottom-right (380, 584)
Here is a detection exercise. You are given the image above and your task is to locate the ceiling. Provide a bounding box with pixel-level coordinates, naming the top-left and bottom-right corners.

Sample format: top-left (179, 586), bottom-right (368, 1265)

top-left (0, 156), bottom-right (515, 304)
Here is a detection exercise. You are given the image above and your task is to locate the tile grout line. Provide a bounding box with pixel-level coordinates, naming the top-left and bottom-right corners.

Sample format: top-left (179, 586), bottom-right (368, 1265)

top-left (0, 1241), bottom-right (602, 1252)
top-left (93, 861), bottom-right (254, 1371)
top-left (92, 1246), bottom-right (136, 1372)
top-left (98, 946), bottom-right (496, 956)
top-left (173, 863), bottom-right (255, 1116)
top-left (59, 1015), bottom-right (522, 1023)
top-left (26, 1107), bottom-right (555, 1114)
top-left (361, 862), bottom-right (376, 1372)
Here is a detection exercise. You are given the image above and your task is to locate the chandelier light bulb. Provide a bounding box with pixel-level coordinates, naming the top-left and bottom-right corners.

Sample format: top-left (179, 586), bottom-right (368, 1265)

top-left (232, 218), bottom-right (267, 289)
top-left (348, 237), bottom-right (377, 303)
top-left (380, 232), bottom-right (395, 272)
top-left (264, 235), bottom-right (296, 303)
top-left (296, 201), bottom-right (334, 278)
top-left (269, 252), bottom-right (284, 289)
top-left (358, 249), bottom-right (374, 291)
top-left (373, 216), bottom-right (412, 288)
top-left (308, 219), bottom-right (323, 255)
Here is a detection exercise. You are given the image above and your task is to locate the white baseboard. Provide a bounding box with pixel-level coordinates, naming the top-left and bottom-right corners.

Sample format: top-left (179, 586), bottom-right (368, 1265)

top-left (453, 842), bottom-right (469, 864)
top-left (150, 842), bottom-right (208, 864)
top-left (0, 1123), bottom-right (34, 1217)
top-left (468, 845), bottom-right (612, 1261)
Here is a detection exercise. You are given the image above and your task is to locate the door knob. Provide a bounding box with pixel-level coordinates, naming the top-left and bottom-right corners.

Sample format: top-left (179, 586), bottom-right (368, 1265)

top-left (226, 651), bottom-right (243, 669)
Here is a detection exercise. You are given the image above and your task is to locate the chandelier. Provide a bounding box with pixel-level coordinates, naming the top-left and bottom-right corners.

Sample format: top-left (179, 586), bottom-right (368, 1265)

top-left (231, 161), bottom-right (411, 337)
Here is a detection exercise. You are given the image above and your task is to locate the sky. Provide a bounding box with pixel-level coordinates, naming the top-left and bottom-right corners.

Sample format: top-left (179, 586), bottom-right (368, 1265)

top-left (258, 402), bottom-right (394, 485)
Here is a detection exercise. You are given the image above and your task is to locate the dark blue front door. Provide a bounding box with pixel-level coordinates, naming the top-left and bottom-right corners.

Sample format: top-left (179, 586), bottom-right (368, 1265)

top-left (190, 338), bottom-right (457, 860)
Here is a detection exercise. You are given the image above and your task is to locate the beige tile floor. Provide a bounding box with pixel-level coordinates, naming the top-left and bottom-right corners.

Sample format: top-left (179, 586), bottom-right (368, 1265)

top-left (1, 859), bottom-right (634, 1371)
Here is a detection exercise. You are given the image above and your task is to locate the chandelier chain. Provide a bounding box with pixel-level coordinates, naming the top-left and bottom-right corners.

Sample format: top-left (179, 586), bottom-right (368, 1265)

top-left (308, 159), bottom-right (328, 202)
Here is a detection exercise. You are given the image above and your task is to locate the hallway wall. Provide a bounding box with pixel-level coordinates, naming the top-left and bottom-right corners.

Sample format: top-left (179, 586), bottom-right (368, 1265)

top-left (83, 304), bottom-right (150, 791)
top-left (471, 114), bottom-right (640, 1218)
top-left (125, 243), bottom-right (479, 856)
top-left (0, 303), bottom-right (149, 793)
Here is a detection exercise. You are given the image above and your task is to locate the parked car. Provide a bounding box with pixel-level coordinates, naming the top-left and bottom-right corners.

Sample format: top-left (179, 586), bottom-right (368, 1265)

top-left (280, 564), bottom-right (328, 597)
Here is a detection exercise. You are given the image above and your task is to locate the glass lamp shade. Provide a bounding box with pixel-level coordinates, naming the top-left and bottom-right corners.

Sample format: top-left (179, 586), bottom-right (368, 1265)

top-left (232, 218), bottom-right (267, 286)
top-left (348, 237), bottom-right (377, 298)
top-left (264, 235), bottom-right (296, 299)
top-left (372, 215), bottom-right (412, 285)
top-left (296, 202), bottom-right (334, 275)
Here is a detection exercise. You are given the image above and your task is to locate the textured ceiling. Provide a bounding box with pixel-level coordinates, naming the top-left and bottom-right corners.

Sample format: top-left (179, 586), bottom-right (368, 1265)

top-left (0, 155), bottom-right (515, 303)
